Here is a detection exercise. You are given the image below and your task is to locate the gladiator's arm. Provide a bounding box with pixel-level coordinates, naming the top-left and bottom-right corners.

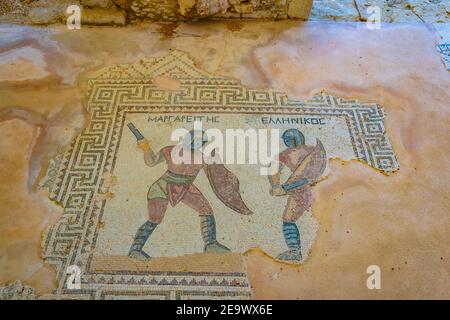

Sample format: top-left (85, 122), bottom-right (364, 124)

top-left (268, 161), bottom-right (288, 196)
top-left (268, 166), bottom-right (282, 189)
top-left (138, 140), bottom-right (163, 167)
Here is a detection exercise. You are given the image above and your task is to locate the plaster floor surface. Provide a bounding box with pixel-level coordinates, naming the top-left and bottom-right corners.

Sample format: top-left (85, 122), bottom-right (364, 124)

top-left (0, 20), bottom-right (449, 299)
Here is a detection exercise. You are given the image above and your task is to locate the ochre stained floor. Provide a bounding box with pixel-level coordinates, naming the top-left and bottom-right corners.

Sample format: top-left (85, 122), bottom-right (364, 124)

top-left (0, 21), bottom-right (449, 298)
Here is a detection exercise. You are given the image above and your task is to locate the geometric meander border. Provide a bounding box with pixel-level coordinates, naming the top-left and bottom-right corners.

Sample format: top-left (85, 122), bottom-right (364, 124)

top-left (41, 50), bottom-right (399, 299)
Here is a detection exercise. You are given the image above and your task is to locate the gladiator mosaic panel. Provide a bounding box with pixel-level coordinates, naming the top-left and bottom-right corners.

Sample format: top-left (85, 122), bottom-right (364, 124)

top-left (41, 50), bottom-right (398, 300)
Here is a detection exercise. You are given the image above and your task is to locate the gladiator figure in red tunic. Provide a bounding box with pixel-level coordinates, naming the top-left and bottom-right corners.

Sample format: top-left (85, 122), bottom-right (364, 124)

top-left (269, 129), bottom-right (327, 261)
top-left (127, 124), bottom-right (252, 261)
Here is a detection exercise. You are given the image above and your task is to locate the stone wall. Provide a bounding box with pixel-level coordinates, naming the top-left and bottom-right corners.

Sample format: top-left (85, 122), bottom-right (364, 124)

top-left (126, 0), bottom-right (313, 21)
top-left (0, 0), bottom-right (314, 25)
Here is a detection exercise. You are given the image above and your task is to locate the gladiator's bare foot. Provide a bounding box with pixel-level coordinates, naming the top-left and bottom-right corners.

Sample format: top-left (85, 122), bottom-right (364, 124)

top-left (128, 250), bottom-right (151, 261)
top-left (277, 249), bottom-right (302, 261)
top-left (204, 241), bottom-right (231, 253)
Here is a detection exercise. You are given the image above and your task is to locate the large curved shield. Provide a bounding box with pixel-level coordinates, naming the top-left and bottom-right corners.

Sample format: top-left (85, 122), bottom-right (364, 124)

top-left (287, 139), bottom-right (327, 184)
top-left (205, 164), bottom-right (253, 215)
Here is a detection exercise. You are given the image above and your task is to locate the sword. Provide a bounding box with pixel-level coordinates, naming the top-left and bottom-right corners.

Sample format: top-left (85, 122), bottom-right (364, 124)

top-left (127, 122), bottom-right (144, 141)
top-left (281, 178), bottom-right (309, 193)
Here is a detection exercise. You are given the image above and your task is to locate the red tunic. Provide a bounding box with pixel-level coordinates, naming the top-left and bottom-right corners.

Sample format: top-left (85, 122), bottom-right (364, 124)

top-left (278, 146), bottom-right (315, 221)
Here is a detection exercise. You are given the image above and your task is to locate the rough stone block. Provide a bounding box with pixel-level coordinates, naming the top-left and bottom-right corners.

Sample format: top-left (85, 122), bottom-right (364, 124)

top-left (233, 3), bottom-right (254, 14)
top-left (310, 0), bottom-right (359, 21)
top-left (241, 10), bottom-right (278, 19)
top-left (113, 0), bottom-right (133, 9)
top-left (28, 7), bottom-right (62, 25)
top-left (287, 0), bottom-right (313, 19)
top-left (82, 0), bottom-right (114, 9)
top-left (81, 8), bottom-right (126, 25)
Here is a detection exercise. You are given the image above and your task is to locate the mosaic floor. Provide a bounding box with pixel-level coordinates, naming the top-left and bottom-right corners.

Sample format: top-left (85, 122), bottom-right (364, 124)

top-left (34, 51), bottom-right (398, 299)
top-left (0, 21), bottom-right (449, 299)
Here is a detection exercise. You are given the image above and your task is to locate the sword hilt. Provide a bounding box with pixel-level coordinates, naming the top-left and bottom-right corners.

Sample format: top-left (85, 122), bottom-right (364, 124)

top-left (127, 122), bottom-right (145, 141)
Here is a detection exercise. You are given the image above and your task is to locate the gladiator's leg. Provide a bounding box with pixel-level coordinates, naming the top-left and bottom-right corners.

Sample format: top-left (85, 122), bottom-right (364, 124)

top-left (200, 215), bottom-right (230, 253)
top-left (277, 221), bottom-right (302, 261)
top-left (277, 190), bottom-right (312, 262)
top-left (182, 185), bottom-right (231, 253)
top-left (128, 198), bottom-right (168, 261)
